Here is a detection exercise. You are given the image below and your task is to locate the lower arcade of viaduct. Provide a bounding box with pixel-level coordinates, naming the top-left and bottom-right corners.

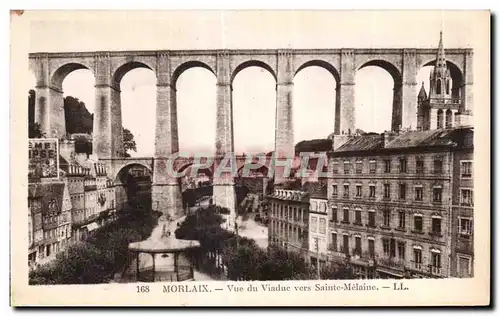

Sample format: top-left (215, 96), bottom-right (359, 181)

top-left (29, 48), bottom-right (473, 223)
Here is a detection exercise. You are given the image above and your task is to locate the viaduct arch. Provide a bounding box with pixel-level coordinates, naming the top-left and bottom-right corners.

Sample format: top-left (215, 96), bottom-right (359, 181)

top-left (29, 48), bottom-right (473, 224)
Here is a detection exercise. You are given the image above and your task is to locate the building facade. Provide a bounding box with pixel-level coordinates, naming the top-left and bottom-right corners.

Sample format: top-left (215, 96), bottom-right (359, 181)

top-left (450, 130), bottom-right (474, 277)
top-left (268, 188), bottom-right (310, 257)
top-left (306, 184), bottom-right (329, 268)
top-left (29, 138), bottom-right (120, 268)
top-left (28, 181), bottom-right (73, 268)
top-left (327, 127), bottom-right (473, 279)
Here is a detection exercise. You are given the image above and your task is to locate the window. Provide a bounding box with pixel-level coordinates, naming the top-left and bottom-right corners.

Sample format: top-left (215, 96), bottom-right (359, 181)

top-left (437, 109), bottom-right (444, 128)
top-left (383, 184), bottom-right (391, 199)
top-left (398, 211), bottom-right (405, 229)
top-left (397, 242), bottom-right (405, 260)
top-left (415, 186), bottom-right (423, 201)
top-left (369, 160), bottom-right (376, 173)
top-left (332, 160), bottom-right (339, 174)
top-left (416, 159), bottom-right (424, 174)
top-left (342, 208), bottom-right (349, 223)
top-left (461, 189), bottom-right (473, 206)
top-left (332, 185), bottom-right (338, 196)
top-left (382, 239), bottom-right (391, 256)
top-left (356, 185), bottom-right (362, 197)
top-left (413, 248), bottom-right (422, 268)
top-left (399, 183), bottom-right (406, 200)
top-left (354, 236), bottom-right (362, 255)
top-left (384, 159), bottom-right (391, 173)
top-left (431, 252), bottom-right (441, 269)
top-left (369, 185), bottom-right (376, 198)
top-left (368, 211), bottom-right (376, 227)
top-left (343, 184), bottom-right (349, 198)
top-left (342, 235), bottom-right (349, 254)
top-left (414, 215), bottom-right (423, 232)
top-left (344, 161), bottom-right (351, 174)
top-left (433, 159), bottom-right (443, 174)
top-left (458, 256), bottom-right (471, 278)
top-left (399, 158), bottom-right (407, 173)
top-left (368, 239), bottom-right (375, 256)
top-left (330, 233), bottom-right (337, 252)
top-left (310, 216), bottom-right (317, 233)
top-left (331, 207), bottom-right (337, 222)
top-left (459, 218), bottom-right (472, 237)
top-left (319, 218), bottom-right (326, 234)
top-left (355, 209), bottom-right (362, 225)
top-left (355, 161), bottom-right (363, 173)
top-left (433, 187), bottom-right (442, 203)
top-left (431, 217), bottom-right (442, 235)
top-left (461, 161), bottom-right (472, 178)
top-left (310, 202), bottom-right (317, 212)
top-left (383, 210), bottom-right (391, 227)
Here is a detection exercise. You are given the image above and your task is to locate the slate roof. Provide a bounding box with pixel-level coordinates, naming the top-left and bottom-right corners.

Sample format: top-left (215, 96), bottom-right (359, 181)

top-left (333, 127), bottom-right (472, 153)
top-left (336, 134), bottom-right (384, 152)
top-left (386, 128), bottom-right (470, 148)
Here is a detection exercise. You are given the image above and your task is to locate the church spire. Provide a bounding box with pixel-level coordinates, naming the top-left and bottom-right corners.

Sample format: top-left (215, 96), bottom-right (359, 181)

top-left (429, 30), bottom-right (451, 98)
top-left (436, 30), bottom-right (446, 69)
top-left (418, 81), bottom-right (427, 101)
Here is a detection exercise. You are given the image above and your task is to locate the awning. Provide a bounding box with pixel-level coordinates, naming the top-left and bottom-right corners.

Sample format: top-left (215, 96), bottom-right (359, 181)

top-left (87, 222), bottom-right (99, 232)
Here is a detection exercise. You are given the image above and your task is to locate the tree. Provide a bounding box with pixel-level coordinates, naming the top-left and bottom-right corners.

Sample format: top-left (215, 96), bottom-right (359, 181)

top-left (29, 122), bottom-right (45, 138)
top-left (63, 96), bottom-right (93, 134)
top-left (294, 138), bottom-right (332, 153)
top-left (123, 128), bottom-right (137, 157)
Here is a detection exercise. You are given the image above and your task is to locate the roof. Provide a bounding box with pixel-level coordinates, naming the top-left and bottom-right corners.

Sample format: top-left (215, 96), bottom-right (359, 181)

top-left (28, 182), bottom-right (66, 214)
top-left (336, 134), bottom-right (384, 152)
top-left (332, 127), bottom-right (473, 154)
top-left (385, 128), bottom-right (468, 149)
top-left (270, 189), bottom-right (309, 202)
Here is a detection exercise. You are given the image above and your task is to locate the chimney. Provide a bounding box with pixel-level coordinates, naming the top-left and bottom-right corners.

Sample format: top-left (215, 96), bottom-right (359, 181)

top-left (382, 131), bottom-right (398, 148)
top-left (331, 135), bottom-right (352, 151)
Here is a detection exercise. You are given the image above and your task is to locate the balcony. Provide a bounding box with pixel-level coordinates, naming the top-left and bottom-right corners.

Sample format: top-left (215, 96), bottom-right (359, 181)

top-left (428, 97), bottom-right (461, 107)
top-left (410, 261), bottom-right (424, 272)
top-left (430, 266), bottom-right (442, 276)
top-left (379, 256), bottom-right (405, 270)
top-left (353, 221), bottom-right (363, 226)
top-left (428, 231), bottom-right (443, 239)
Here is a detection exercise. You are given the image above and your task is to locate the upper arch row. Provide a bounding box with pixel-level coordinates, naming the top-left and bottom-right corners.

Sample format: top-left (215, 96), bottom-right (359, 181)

top-left (28, 49), bottom-right (471, 90)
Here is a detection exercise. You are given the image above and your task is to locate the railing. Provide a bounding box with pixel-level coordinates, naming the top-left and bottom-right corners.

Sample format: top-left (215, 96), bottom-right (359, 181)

top-left (137, 265), bottom-right (194, 282)
top-left (410, 261), bottom-right (424, 271)
top-left (430, 266), bottom-right (442, 276)
top-left (428, 97), bottom-right (461, 105)
top-left (379, 256), bottom-right (405, 270)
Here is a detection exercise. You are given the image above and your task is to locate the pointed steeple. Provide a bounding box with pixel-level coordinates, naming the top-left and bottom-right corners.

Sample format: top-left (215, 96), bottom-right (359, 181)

top-left (429, 31), bottom-right (451, 98)
top-left (436, 30), bottom-right (446, 68)
top-left (418, 82), bottom-right (427, 101)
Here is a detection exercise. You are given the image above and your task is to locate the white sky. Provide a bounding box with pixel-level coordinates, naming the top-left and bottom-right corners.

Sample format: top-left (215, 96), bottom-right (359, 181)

top-left (27, 11), bottom-right (474, 156)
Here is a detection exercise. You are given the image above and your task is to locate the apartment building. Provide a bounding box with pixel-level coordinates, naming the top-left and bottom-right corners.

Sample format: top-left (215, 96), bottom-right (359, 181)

top-left (304, 181), bottom-right (329, 268)
top-left (327, 127), bottom-right (473, 279)
top-left (268, 188), bottom-right (310, 257)
top-left (28, 181), bottom-right (72, 267)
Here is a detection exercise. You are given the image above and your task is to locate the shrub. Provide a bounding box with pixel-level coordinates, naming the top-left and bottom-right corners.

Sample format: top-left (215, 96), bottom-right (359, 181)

top-left (29, 210), bottom-right (159, 285)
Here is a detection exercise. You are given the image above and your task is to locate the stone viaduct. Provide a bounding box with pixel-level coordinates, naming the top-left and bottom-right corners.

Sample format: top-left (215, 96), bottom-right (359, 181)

top-left (28, 48), bottom-right (473, 224)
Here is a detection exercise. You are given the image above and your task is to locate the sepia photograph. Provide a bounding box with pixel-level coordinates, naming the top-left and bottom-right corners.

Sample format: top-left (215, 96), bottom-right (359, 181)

top-left (11, 9), bottom-right (490, 306)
